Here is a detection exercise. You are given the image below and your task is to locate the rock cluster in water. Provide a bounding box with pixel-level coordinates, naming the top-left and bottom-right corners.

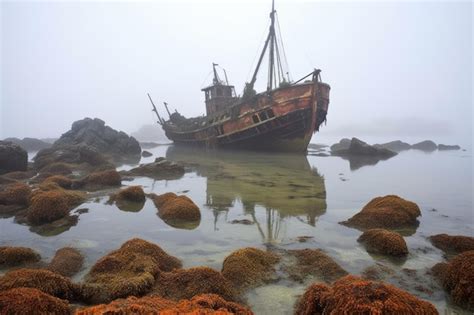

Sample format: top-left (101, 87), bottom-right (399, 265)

top-left (0, 141), bottom-right (27, 174)
top-left (3, 137), bottom-right (52, 152)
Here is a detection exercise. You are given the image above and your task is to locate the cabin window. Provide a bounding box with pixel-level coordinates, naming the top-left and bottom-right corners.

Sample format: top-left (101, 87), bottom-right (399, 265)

top-left (216, 87), bottom-right (223, 97)
top-left (252, 115), bottom-right (259, 124)
top-left (258, 111), bottom-right (268, 121)
top-left (266, 109), bottom-right (275, 118)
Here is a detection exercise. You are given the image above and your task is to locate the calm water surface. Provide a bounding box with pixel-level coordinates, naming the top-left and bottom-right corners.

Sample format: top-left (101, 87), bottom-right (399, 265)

top-left (2, 144), bottom-right (473, 314)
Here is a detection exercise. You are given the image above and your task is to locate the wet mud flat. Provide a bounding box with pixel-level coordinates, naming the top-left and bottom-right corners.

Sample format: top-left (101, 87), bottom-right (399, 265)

top-left (0, 143), bottom-right (473, 314)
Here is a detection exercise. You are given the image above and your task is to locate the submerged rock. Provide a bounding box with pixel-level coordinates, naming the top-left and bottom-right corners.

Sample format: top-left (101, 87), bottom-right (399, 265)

top-left (358, 229), bottom-right (408, 257)
top-left (0, 268), bottom-right (78, 300)
top-left (53, 117), bottom-right (141, 158)
top-left (81, 238), bottom-right (181, 303)
top-left (152, 267), bottom-right (237, 302)
top-left (294, 275), bottom-right (438, 315)
top-left (340, 195), bottom-right (421, 231)
top-left (0, 140), bottom-right (28, 174)
top-left (431, 250), bottom-right (474, 311)
top-left (330, 138), bottom-right (351, 152)
top-left (0, 246), bottom-right (41, 267)
top-left (123, 157), bottom-right (185, 180)
top-left (0, 287), bottom-right (70, 315)
top-left (3, 137), bottom-right (52, 152)
top-left (151, 193), bottom-right (200, 228)
top-left (48, 247), bottom-right (84, 277)
top-left (429, 234), bottom-right (474, 255)
top-left (285, 249), bottom-right (347, 283)
top-left (221, 248), bottom-right (280, 291)
top-left (141, 150), bottom-right (153, 157)
top-left (412, 140), bottom-right (437, 152)
top-left (76, 294), bottom-right (252, 315)
top-left (374, 140), bottom-right (412, 152)
top-left (438, 144), bottom-right (461, 151)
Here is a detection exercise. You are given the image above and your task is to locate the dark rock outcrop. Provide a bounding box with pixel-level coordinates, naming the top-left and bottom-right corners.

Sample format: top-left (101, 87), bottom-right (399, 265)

top-left (54, 117), bottom-right (141, 157)
top-left (0, 141), bottom-right (28, 174)
top-left (4, 137), bottom-right (52, 152)
top-left (374, 140), bottom-right (411, 152)
top-left (330, 138), bottom-right (351, 152)
top-left (438, 144), bottom-right (461, 151)
top-left (141, 150), bottom-right (153, 157)
top-left (412, 140), bottom-right (437, 151)
top-left (122, 157), bottom-right (185, 180)
top-left (332, 138), bottom-right (397, 158)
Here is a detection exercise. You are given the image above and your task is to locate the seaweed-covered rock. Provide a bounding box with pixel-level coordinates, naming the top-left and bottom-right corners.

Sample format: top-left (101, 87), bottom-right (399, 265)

top-left (0, 268), bottom-right (78, 300)
top-left (0, 140), bottom-right (28, 174)
top-left (358, 229), bottom-right (408, 257)
top-left (27, 188), bottom-right (85, 225)
top-left (76, 294), bottom-right (252, 315)
top-left (111, 186), bottom-right (145, 203)
top-left (431, 250), bottom-right (474, 310)
top-left (152, 267), bottom-right (237, 302)
top-left (438, 144), bottom-right (461, 151)
top-left (285, 249), bottom-right (347, 283)
top-left (221, 248), bottom-right (279, 291)
top-left (429, 234), bottom-right (474, 255)
top-left (152, 193), bottom-right (200, 228)
top-left (0, 246), bottom-right (41, 267)
top-left (0, 182), bottom-right (31, 206)
top-left (2, 170), bottom-right (36, 180)
top-left (141, 150), bottom-right (153, 157)
top-left (3, 137), bottom-right (52, 152)
top-left (48, 247), bottom-right (84, 277)
top-left (43, 175), bottom-right (73, 189)
top-left (34, 144), bottom-right (111, 170)
top-left (109, 186), bottom-right (146, 212)
top-left (0, 288), bottom-right (70, 315)
top-left (340, 195), bottom-right (421, 230)
top-left (294, 275), bottom-right (438, 315)
top-left (53, 117), bottom-right (141, 157)
top-left (412, 140), bottom-right (437, 152)
top-left (38, 162), bottom-right (73, 175)
top-left (123, 157), bottom-right (185, 180)
top-left (75, 169), bottom-right (121, 189)
top-left (81, 238), bottom-right (181, 303)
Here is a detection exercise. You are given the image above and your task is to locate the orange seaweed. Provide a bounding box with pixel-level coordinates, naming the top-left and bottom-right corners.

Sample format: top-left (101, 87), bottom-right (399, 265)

top-left (0, 287), bottom-right (70, 315)
top-left (112, 185), bottom-right (146, 202)
top-left (429, 234), bottom-right (474, 255)
top-left (0, 182), bottom-right (31, 206)
top-left (0, 246), bottom-right (41, 266)
top-left (294, 275), bottom-right (438, 315)
top-left (48, 247), bottom-right (84, 277)
top-left (43, 175), bottom-right (74, 189)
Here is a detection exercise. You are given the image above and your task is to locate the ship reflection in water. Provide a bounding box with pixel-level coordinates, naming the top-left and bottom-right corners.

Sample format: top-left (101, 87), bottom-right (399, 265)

top-left (166, 145), bottom-right (326, 242)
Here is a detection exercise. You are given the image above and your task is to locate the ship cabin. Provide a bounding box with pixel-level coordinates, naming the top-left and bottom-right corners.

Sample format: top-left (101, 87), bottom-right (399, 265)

top-left (201, 64), bottom-right (238, 116)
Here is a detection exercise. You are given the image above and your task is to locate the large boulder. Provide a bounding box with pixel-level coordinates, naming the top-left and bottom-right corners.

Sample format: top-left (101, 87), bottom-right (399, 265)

top-left (0, 141), bottom-right (28, 174)
top-left (295, 275), bottom-right (438, 314)
top-left (374, 140), bottom-right (411, 152)
top-left (54, 117), bottom-right (141, 157)
top-left (3, 137), bottom-right (52, 151)
top-left (412, 140), bottom-right (437, 151)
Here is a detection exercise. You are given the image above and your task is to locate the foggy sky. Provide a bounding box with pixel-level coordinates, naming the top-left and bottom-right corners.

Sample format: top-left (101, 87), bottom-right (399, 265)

top-left (1, 0), bottom-right (472, 147)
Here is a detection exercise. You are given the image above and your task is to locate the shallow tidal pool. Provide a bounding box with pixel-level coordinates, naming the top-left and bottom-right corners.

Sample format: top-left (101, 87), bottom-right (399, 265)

top-left (1, 144), bottom-right (473, 314)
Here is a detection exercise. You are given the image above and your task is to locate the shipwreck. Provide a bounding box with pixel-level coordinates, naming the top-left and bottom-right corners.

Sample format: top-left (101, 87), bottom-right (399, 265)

top-left (149, 1), bottom-right (330, 152)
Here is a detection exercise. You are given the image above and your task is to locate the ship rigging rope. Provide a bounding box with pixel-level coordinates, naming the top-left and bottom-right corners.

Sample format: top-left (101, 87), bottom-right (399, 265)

top-left (275, 12), bottom-right (291, 82)
top-left (200, 70), bottom-right (213, 88)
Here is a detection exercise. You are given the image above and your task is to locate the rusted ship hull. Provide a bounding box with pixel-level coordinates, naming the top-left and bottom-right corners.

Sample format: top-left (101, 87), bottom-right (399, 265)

top-left (162, 81), bottom-right (330, 152)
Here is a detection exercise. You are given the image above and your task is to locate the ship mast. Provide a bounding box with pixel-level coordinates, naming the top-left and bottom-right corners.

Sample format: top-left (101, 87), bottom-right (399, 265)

top-left (246, 0), bottom-right (287, 94)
